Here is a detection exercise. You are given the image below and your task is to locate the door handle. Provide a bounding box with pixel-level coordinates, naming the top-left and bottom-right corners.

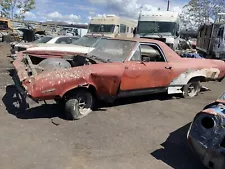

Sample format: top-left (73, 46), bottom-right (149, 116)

top-left (165, 66), bottom-right (172, 69)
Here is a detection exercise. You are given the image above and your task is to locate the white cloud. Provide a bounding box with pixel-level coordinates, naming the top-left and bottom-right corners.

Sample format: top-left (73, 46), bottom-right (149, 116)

top-left (89, 11), bottom-right (96, 16)
top-left (24, 12), bottom-right (36, 19)
top-left (46, 11), bottom-right (81, 23)
top-left (89, 0), bottom-right (184, 19)
top-left (87, 16), bottom-right (92, 20)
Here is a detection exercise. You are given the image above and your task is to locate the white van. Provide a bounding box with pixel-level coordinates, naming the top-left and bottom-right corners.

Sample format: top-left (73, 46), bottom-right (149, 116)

top-left (87, 14), bottom-right (137, 38)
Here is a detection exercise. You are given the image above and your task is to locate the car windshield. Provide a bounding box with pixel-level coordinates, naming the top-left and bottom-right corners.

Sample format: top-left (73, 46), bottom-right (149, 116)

top-left (88, 24), bottom-right (115, 33)
top-left (72, 36), bottom-right (100, 47)
top-left (137, 21), bottom-right (177, 36)
top-left (34, 36), bottom-right (53, 43)
top-left (88, 39), bottom-right (136, 62)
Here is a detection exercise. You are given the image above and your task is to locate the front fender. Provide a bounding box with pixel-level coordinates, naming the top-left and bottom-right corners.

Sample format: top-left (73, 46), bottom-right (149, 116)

top-left (59, 73), bottom-right (121, 99)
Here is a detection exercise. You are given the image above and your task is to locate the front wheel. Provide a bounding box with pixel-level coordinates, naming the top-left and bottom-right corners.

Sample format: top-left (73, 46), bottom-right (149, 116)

top-left (65, 89), bottom-right (95, 120)
top-left (182, 81), bottom-right (201, 98)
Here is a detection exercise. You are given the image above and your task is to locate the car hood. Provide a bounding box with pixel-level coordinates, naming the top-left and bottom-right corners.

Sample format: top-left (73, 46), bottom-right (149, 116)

top-left (14, 42), bottom-right (35, 48)
top-left (34, 63), bottom-right (124, 82)
top-left (27, 44), bottom-right (93, 54)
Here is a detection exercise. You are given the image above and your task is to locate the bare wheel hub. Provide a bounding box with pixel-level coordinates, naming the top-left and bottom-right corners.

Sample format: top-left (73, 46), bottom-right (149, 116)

top-left (75, 92), bottom-right (93, 115)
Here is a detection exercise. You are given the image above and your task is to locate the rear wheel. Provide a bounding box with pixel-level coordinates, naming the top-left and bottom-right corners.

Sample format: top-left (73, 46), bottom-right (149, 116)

top-left (182, 81), bottom-right (201, 98)
top-left (65, 89), bottom-right (95, 120)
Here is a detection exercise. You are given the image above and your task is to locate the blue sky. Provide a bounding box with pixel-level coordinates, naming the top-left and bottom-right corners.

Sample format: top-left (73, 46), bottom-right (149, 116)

top-left (24, 0), bottom-right (189, 23)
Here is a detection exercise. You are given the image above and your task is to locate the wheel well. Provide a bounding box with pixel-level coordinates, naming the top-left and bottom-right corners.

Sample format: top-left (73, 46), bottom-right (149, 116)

top-left (63, 85), bottom-right (97, 99)
top-left (188, 76), bottom-right (206, 83)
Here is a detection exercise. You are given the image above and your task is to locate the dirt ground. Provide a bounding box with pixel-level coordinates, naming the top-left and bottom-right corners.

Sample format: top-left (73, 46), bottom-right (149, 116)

top-left (0, 42), bottom-right (224, 169)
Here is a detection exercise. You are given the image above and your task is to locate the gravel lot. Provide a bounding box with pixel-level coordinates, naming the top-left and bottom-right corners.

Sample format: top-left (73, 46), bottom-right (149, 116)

top-left (0, 42), bottom-right (223, 169)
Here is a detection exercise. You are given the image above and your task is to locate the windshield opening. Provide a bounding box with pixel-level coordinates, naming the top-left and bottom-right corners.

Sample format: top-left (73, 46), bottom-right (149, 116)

top-left (88, 39), bottom-right (136, 62)
top-left (72, 36), bottom-right (100, 47)
top-left (34, 36), bottom-right (53, 43)
top-left (137, 21), bottom-right (177, 36)
top-left (88, 24), bottom-right (115, 33)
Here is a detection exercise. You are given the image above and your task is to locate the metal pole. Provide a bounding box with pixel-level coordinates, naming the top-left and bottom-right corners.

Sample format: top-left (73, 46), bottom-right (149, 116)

top-left (167, 0), bottom-right (170, 11)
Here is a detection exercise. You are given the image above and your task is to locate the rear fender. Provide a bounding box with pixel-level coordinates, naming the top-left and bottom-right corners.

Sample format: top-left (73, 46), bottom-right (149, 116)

top-left (168, 68), bottom-right (220, 94)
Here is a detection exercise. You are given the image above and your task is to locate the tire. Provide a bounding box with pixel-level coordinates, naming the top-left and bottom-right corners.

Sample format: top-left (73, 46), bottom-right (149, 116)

top-left (65, 89), bottom-right (95, 120)
top-left (182, 81), bottom-right (201, 98)
top-left (217, 76), bottom-right (225, 82)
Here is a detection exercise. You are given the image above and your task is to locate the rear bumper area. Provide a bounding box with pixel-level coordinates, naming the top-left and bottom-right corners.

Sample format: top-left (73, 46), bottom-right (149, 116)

top-left (12, 71), bottom-right (27, 97)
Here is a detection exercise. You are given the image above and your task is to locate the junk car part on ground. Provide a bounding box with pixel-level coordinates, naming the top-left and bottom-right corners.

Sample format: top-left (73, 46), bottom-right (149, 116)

top-left (12, 37), bottom-right (225, 120)
top-left (187, 91), bottom-right (225, 169)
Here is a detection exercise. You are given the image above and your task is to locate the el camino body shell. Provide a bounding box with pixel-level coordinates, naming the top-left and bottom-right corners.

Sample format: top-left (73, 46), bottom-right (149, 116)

top-left (12, 37), bottom-right (225, 103)
top-left (187, 92), bottom-right (225, 169)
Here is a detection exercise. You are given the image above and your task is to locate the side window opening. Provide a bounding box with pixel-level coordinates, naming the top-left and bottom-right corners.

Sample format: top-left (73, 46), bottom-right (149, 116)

top-left (120, 24), bottom-right (126, 33)
top-left (217, 28), bottom-right (224, 38)
top-left (140, 44), bottom-right (165, 62)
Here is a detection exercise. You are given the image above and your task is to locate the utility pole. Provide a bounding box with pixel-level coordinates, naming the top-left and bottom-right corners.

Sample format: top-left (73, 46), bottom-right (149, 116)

top-left (167, 0), bottom-right (170, 11)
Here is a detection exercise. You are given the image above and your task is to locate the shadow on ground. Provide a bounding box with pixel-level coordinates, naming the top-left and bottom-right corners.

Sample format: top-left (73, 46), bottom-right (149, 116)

top-left (151, 123), bottom-right (204, 169)
top-left (2, 85), bottom-right (66, 120)
top-left (97, 93), bottom-right (181, 110)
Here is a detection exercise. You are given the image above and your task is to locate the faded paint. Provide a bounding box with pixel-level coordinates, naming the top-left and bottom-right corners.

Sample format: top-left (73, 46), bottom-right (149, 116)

top-left (168, 68), bottom-right (221, 94)
top-left (12, 38), bottom-right (225, 104)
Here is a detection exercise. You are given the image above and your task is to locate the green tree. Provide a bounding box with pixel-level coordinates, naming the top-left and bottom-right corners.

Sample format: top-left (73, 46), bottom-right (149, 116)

top-left (0, 0), bottom-right (35, 20)
top-left (180, 0), bottom-right (225, 30)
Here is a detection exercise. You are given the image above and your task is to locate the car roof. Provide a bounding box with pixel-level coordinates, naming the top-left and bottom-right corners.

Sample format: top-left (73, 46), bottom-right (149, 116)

top-left (111, 37), bottom-right (167, 45)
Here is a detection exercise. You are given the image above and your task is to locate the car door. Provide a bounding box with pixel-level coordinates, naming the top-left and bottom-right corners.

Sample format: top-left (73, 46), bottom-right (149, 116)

top-left (120, 43), bottom-right (173, 92)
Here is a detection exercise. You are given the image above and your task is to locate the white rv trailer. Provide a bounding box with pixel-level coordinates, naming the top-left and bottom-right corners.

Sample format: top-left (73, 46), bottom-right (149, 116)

top-left (87, 14), bottom-right (137, 38)
top-left (135, 11), bottom-right (180, 50)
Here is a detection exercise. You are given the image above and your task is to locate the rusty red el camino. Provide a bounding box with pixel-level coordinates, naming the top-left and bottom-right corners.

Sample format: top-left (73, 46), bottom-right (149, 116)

top-left (12, 37), bottom-right (225, 120)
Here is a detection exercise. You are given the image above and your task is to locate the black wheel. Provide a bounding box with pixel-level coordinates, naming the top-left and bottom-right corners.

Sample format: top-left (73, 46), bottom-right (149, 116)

top-left (217, 75), bottom-right (225, 82)
top-left (182, 81), bottom-right (201, 98)
top-left (65, 89), bottom-right (94, 120)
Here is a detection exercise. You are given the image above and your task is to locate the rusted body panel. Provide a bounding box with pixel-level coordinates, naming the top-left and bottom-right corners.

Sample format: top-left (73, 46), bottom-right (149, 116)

top-left (13, 53), bottom-right (124, 100)
top-left (187, 92), bottom-right (225, 169)
top-left (12, 38), bottom-right (225, 104)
